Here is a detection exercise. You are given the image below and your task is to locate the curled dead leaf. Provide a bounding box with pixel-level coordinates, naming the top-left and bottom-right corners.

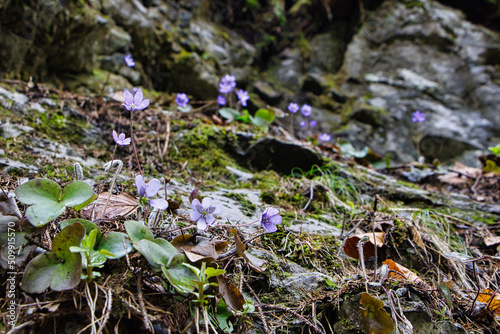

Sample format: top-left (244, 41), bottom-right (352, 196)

top-left (344, 232), bottom-right (385, 260)
top-left (382, 259), bottom-right (422, 284)
top-left (84, 192), bottom-right (138, 219)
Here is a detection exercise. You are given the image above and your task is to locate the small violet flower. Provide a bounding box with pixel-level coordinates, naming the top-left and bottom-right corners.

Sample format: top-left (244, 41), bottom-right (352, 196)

top-left (236, 89), bottom-right (250, 107)
top-left (300, 120), bottom-right (306, 127)
top-left (175, 93), bottom-right (189, 107)
top-left (219, 74), bottom-right (236, 94)
top-left (301, 104), bottom-right (312, 117)
top-left (124, 54), bottom-right (135, 67)
top-left (112, 130), bottom-right (131, 146)
top-left (288, 103), bottom-right (299, 113)
top-left (135, 175), bottom-right (169, 210)
top-left (122, 89), bottom-right (149, 111)
top-left (310, 120), bottom-right (317, 127)
top-left (412, 110), bottom-right (425, 123)
top-left (319, 133), bottom-right (331, 142)
top-left (217, 95), bottom-right (226, 106)
top-left (190, 197), bottom-right (223, 230)
top-left (260, 207), bottom-right (282, 233)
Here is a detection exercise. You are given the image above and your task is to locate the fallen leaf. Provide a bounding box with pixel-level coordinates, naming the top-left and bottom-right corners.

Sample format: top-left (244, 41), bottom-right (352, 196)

top-left (478, 289), bottom-right (500, 316)
top-left (230, 229), bottom-right (266, 272)
top-left (382, 259), bottom-right (423, 284)
top-left (439, 162), bottom-right (482, 185)
top-left (85, 192), bottom-right (138, 219)
top-left (484, 236), bottom-right (500, 247)
top-left (360, 293), bottom-right (394, 334)
top-left (171, 234), bottom-right (227, 262)
top-left (217, 275), bottom-right (245, 312)
top-left (344, 232), bottom-right (385, 260)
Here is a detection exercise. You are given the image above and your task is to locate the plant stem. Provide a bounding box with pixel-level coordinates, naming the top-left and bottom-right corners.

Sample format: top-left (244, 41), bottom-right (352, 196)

top-left (130, 111), bottom-right (143, 176)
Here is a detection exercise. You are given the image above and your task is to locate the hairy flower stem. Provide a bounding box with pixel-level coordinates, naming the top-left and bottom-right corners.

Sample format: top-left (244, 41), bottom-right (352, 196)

top-left (130, 112), bottom-right (143, 176)
top-left (98, 145), bottom-right (117, 194)
top-left (358, 236), bottom-right (370, 293)
top-left (102, 160), bottom-right (123, 218)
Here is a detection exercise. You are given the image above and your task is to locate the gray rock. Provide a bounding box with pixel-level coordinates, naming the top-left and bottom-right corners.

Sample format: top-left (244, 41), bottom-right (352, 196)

top-left (1, 121), bottom-right (34, 138)
top-left (0, 87), bottom-right (28, 111)
top-left (253, 81), bottom-right (282, 105)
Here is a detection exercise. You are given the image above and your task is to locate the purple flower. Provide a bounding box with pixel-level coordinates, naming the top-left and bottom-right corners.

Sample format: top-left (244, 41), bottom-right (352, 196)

top-left (412, 110), bottom-right (425, 123)
top-left (132, 87), bottom-right (140, 95)
top-left (112, 130), bottom-right (131, 146)
top-left (301, 104), bottom-right (312, 117)
top-left (319, 133), bottom-right (331, 142)
top-left (236, 89), bottom-right (250, 107)
top-left (122, 89), bottom-right (149, 111)
top-left (219, 74), bottom-right (236, 94)
top-left (190, 197), bottom-right (223, 230)
top-left (260, 207), bottom-right (282, 233)
top-left (175, 93), bottom-right (189, 107)
top-left (310, 120), bottom-right (317, 127)
top-left (135, 175), bottom-right (169, 210)
top-left (300, 120), bottom-right (306, 127)
top-left (288, 103), bottom-right (299, 113)
top-left (124, 54), bottom-right (135, 67)
top-left (217, 95), bottom-right (226, 106)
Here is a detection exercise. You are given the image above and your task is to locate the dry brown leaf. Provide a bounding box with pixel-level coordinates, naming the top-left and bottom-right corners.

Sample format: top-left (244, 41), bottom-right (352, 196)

top-left (478, 289), bottom-right (500, 316)
top-left (85, 192), bottom-right (138, 219)
top-left (344, 232), bottom-right (385, 260)
top-left (382, 259), bottom-right (423, 284)
top-left (171, 234), bottom-right (227, 262)
top-left (217, 275), bottom-right (246, 312)
top-left (439, 161), bottom-right (482, 185)
top-left (484, 236), bottom-right (500, 247)
top-left (230, 229), bottom-right (266, 272)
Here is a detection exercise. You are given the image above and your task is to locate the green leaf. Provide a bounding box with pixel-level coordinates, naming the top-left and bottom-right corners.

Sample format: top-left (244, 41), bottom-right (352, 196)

top-left (60, 181), bottom-right (94, 207)
top-left (97, 232), bottom-right (131, 259)
top-left (86, 228), bottom-right (98, 249)
top-left (60, 219), bottom-right (101, 241)
top-left (135, 239), bottom-right (178, 267)
top-left (69, 246), bottom-right (86, 253)
top-left (73, 193), bottom-right (98, 211)
top-left (360, 293), bottom-right (394, 334)
top-left (338, 141), bottom-right (369, 158)
top-left (124, 220), bottom-right (154, 244)
top-left (235, 110), bottom-right (252, 123)
top-left (15, 179), bottom-right (94, 227)
top-left (21, 223), bottom-right (85, 293)
top-left (483, 160), bottom-right (500, 173)
top-left (177, 105), bottom-right (192, 113)
top-left (251, 108), bottom-right (275, 128)
top-left (219, 108), bottom-right (240, 122)
top-left (206, 267), bottom-right (226, 279)
top-left (98, 249), bottom-right (115, 258)
top-left (162, 254), bottom-right (197, 295)
top-left (488, 145), bottom-right (500, 155)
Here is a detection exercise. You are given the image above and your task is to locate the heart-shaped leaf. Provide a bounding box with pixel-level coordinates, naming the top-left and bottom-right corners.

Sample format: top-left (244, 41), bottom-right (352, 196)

top-left (218, 108), bottom-right (240, 123)
top-left (124, 220), bottom-right (154, 244)
top-left (97, 232), bottom-right (132, 259)
top-left (16, 179), bottom-right (94, 227)
top-left (162, 254), bottom-right (197, 295)
top-left (135, 239), bottom-right (179, 267)
top-left (251, 108), bottom-right (275, 128)
top-left (21, 223), bottom-right (85, 293)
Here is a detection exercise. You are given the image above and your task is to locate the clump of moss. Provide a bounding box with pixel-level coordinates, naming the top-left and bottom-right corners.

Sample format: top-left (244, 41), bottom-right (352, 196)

top-left (223, 192), bottom-right (257, 215)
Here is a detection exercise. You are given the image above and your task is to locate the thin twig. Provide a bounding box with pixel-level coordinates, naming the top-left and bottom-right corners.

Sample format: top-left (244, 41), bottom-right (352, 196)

top-left (137, 273), bottom-right (153, 331)
top-left (261, 304), bottom-right (325, 334)
top-left (245, 282), bottom-right (271, 334)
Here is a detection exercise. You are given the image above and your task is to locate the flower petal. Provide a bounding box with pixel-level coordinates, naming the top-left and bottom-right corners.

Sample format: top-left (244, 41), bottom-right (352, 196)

top-left (191, 198), bottom-right (201, 211)
top-left (135, 175), bottom-right (146, 197)
top-left (190, 211), bottom-right (202, 222)
top-left (134, 90), bottom-right (144, 106)
top-left (263, 222), bottom-right (277, 233)
top-left (145, 178), bottom-right (161, 198)
top-left (122, 138), bottom-right (131, 145)
top-left (149, 198), bottom-right (169, 210)
top-left (112, 130), bottom-right (118, 142)
top-left (123, 89), bottom-right (133, 104)
top-left (265, 207), bottom-right (279, 216)
top-left (201, 197), bottom-right (213, 210)
top-left (211, 204), bottom-right (223, 215)
top-left (204, 215), bottom-right (216, 226)
top-left (137, 99), bottom-right (149, 110)
top-left (197, 218), bottom-right (208, 230)
top-left (269, 215), bottom-right (282, 225)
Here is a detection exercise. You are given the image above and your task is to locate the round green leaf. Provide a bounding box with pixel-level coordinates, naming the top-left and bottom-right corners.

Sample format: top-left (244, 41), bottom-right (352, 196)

top-left (25, 200), bottom-right (65, 227)
top-left (60, 219), bottom-right (100, 242)
top-left (15, 179), bottom-right (61, 205)
top-left (124, 220), bottom-right (154, 244)
top-left (60, 181), bottom-right (94, 208)
top-left (97, 232), bottom-right (132, 259)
